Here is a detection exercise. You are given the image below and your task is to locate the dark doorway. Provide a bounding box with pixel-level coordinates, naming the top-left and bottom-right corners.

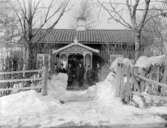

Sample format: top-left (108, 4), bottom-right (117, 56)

top-left (67, 54), bottom-right (85, 90)
top-left (68, 54), bottom-right (83, 68)
top-left (92, 54), bottom-right (104, 69)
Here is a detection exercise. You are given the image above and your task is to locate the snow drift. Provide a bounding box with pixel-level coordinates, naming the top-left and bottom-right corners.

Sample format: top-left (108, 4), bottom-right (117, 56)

top-left (135, 55), bottom-right (165, 68)
top-left (110, 56), bottom-right (133, 72)
top-left (0, 68), bottom-right (167, 126)
top-left (47, 73), bottom-right (68, 99)
top-left (0, 90), bottom-right (60, 116)
top-left (47, 73), bottom-right (92, 102)
top-left (95, 72), bottom-right (120, 106)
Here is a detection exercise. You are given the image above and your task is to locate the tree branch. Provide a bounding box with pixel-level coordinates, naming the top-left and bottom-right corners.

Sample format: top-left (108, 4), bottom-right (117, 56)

top-left (34, 0), bottom-right (70, 43)
top-left (97, 0), bottom-right (132, 29)
top-left (138, 0), bottom-right (151, 31)
top-left (132, 0), bottom-right (140, 18)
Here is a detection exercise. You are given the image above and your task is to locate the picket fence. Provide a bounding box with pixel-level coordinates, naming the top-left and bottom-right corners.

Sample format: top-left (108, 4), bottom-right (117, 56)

top-left (0, 66), bottom-right (48, 97)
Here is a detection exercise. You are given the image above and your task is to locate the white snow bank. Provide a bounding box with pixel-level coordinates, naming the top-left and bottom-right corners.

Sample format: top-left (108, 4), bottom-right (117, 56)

top-left (148, 105), bottom-right (167, 114)
top-left (0, 71), bottom-right (167, 127)
top-left (87, 85), bottom-right (97, 98)
top-left (135, 55), bottom-right (165, 68)
top-left (95, 71), bottom-right (120, 106)
top-left (0, 90), bottom-right (60, 116)
top-left (90, 68), bottom-right (166, 124)
top-left (48, 73), bottom-right (93, 102)
top-left (132, 95), bottom-right (145, 108)
top-left (47, 73), bottom-right (68, 99)
top-left (110, 57), bottom-right (133, 73)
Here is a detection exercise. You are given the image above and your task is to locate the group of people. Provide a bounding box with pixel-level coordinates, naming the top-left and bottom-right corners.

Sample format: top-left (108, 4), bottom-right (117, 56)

top-left (54, 60), bottom-right (67, 73)
top-left (67, 59), bottom-right (85, 89)
top-left (54, 57), bottom-right (100, 89)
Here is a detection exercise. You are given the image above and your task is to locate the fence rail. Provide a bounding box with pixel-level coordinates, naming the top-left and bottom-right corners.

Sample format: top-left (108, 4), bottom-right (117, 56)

top-left (115, 61), bottom-right (167, 104)
top-left (0, 86), bottom-right (42, 92)
top-left (0, 77), bottom-right (42, 83)
top-left (0, 65), bottom-right (48, 97)
top-left (0, 69), bottom-right (42, 75)
top-left (134, 72), bottom-right (167, 88)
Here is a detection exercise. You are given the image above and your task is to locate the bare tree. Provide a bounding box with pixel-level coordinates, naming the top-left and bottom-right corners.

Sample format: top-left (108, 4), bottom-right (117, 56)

top-left (159, 1), bottom-right (167, 53)
top-left (98, 0), bottom-right (151, 60)
top-left (9, 0), bottom-right (70, 69)
top-left (143, 10), bottom-right (165, 55)
top-left (0, 0), bottom-right (19, 42)
top-left (143, 1), bottom-right (167, 55)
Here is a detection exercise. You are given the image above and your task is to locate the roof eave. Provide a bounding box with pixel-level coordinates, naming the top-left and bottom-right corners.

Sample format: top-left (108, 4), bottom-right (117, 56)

top-left (52, 43), bottom-right (99, 54)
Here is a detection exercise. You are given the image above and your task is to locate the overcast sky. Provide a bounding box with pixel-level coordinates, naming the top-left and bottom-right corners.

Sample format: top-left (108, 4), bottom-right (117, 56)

top-left (33, 0), bottom-right (131, 29)
top-left (53, 0), bottom-right (128, 29)
top-left (6, 0), bottom-right (161, 30)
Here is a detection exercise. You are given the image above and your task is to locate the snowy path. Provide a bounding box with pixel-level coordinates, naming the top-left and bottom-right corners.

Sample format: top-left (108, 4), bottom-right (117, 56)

top-left (0, 73), bottom-right (167, 127)
top-left (0, 92), bottom-right (167, 127)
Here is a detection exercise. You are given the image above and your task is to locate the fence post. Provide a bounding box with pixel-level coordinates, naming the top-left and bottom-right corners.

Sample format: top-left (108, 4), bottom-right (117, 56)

top-left (154, 65), bottom-right (160, 94)
top-left (22, 63), bottom-right (26, 78)
top-left (42, 56), bottom-right (48, 96)
top-left (161, 61), bottom-right (167, 95)
top-left (116, 62), bottom-right (123, 97)
top-left (132, 67), bottom-right (140, 92)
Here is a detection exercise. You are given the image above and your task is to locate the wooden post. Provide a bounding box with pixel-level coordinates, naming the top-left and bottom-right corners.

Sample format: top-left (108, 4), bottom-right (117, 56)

top-left (90, 53), bottom-right (92, 69)
top-left (50, 50), bottom-right (53, 73)
top-left (140, 68), bottom-right (146, 92)
top-left (154, 65), bottom-right (160, 94)
top-left (150, 66), bottom-right (155, 94)
top-left (116, 63), bottom-right (121, 97)
top-left (42, 55), bottom-right (48, 96)
top-left (120, 63), bottom-right (124, 97)
top-left (162, 61), bottom-right (167, 90)
top-left (22, 63), bottom-right (26, 78)
top-left (127, 65), bottom-right (132, 99)
top-left (116, 62), bottom-right (123, 97)
top-left (122, 65), bottom-right (132, 103)
top-left (132, 67), bottom-right (140, 92)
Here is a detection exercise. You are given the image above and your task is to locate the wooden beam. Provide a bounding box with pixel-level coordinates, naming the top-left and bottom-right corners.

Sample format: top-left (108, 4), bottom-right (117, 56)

top-left (0, 77), bottom-right (42, 83)
top-left (0, 86), bottom-right (42, 92)
top-left (135, 72), bottom-right (167, 88)
top-left (0, 69), bottom-right (42, 75)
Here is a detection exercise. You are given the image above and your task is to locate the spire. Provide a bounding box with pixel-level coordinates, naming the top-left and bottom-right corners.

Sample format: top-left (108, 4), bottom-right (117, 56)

top-left (74, 36), bottom-right (78, 44)
top-left (74, 28), bottom-right (79, 44)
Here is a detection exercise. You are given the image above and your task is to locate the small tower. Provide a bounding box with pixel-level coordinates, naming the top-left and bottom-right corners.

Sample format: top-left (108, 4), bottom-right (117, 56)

top-left (76, 18), bottom-right (86, 31)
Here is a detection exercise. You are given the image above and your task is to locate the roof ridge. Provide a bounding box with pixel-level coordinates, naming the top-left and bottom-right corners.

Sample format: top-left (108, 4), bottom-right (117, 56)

top-left (33, 28), bottom-right (132, 31)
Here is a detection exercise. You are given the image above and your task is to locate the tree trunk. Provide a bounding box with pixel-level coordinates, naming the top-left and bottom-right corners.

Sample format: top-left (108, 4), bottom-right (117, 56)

top-left (134, 31), bottom-right (141, 61)
top-left (27, 43), bottom-right (37, 70)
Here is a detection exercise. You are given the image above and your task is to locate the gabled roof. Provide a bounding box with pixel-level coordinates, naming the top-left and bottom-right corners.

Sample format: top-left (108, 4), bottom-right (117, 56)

top-left (52, 39), bottom-right (99, 54)
top-left (32, 29), bottom-right (153, 45)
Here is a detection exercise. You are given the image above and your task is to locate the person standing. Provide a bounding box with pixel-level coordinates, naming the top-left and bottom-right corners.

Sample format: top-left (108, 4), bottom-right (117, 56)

top-left (76, 62), bottom-right (80, 86)
top-left (94, 63), bottom-right (100, 82)
top-left (67, 63), bottom-right (73, 89)
top-left (54, 63), bottom-right (58, 73)
top-left (86, 65), bottom-right (93, 86)
top-left (78, 62), bottom-right (85, 87)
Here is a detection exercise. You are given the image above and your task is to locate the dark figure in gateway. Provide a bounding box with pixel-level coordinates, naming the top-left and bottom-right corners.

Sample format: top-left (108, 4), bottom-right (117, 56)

top-left (77, 62), bottom-right (85, 88)
top-left (67, 58), bottom-right (85, 89)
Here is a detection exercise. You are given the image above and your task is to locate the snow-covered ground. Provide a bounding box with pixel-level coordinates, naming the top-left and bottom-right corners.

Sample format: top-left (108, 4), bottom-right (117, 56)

top-left (0, 72), bottom-right (167, 127)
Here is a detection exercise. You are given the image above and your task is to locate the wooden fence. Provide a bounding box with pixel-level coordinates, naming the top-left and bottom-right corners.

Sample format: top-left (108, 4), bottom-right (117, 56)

top-left (0, 66), bottom-right (48, 97)
top-left (116, 62), bottom-right (167, 103)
